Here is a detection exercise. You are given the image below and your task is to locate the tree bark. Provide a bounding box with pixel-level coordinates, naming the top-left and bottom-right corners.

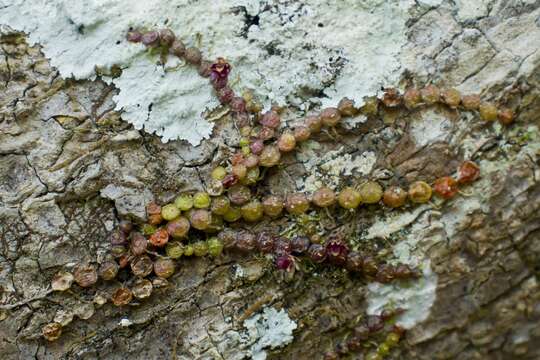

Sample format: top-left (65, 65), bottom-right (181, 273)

top-left (1, 1), bottom-right (540, 360)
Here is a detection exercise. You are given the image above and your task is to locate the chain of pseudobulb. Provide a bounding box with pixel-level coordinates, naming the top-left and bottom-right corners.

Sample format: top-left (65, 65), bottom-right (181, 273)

top-left (42, 27), bottom-right (516, 355)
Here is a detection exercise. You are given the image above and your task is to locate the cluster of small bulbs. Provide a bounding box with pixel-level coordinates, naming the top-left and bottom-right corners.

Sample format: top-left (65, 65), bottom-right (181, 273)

top-left (41, 27), bottom-right (516, 358)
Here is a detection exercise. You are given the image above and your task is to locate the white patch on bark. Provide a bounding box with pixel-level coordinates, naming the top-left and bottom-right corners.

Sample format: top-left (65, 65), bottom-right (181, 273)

top-left (410, 109), bottom-right (453, 147)
top-left (233, 264), bottom-right (245, 279)
top-left (0, 0), bottom-right (414, 145)
top-left (367, 262), bottom-right (438, 329)
top-left (365, 206), bottom-right (429, 241)
top-left (243, 307), bottom-right (297, 360)
top-left (119, 318), bottom-right (132, 327)
top-left (298, 146), bottom-right (377, 192)
top-left (366, 209), bottom-right (440, 329)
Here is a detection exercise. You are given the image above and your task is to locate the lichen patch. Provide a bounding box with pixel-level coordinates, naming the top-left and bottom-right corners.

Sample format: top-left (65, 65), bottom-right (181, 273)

top-left (298, 146), bottom-right (377, 192)
top-left (0, 0), bottom-right (414, 145)
top-left (243, 307), bottom-right (297, 360)
top-left (367, 262), bottom-right (438, 329)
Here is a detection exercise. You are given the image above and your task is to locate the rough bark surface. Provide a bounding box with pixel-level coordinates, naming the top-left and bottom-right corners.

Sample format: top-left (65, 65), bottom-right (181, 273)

top-left (1, 1), bottom-right (540, 360)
